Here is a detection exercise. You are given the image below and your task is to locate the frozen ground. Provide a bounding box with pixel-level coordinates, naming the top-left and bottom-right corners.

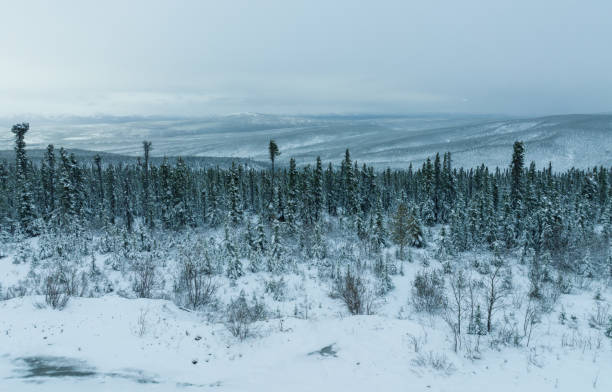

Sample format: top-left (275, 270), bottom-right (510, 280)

top-left (1, 237), bottom-right (611, 391)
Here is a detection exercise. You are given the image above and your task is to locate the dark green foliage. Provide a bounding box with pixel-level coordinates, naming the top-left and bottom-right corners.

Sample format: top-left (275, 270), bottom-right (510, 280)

top-left (1, 124), bottom-right (609, 282)
top-left (12, 123), bottom-right (37, 235)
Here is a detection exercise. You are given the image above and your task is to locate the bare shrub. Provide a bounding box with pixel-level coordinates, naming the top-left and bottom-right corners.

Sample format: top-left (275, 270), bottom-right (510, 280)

top-left (175, 256), bottom-right (218, 310)
top-left (136, 308), bottom-right (149, 337)
top-left (562, 331), bottom-right (604, 350)
top-left (411, 269), bottom-right (446, 313)
top-left (44, 271), bottom-right (70, 310)
top-left (588, 302), bottom-right (610, 330)
top-left (5, 283), bottom-right (28, 299)
top-left (405, 331), bottom-right (428, 353)
top-left (225, 291), bottom-right (268, 340)
top-left (443, 270), bottom-right (468, 352)
top-left (523, 299), bottom-right (540, 347)
top-left (412, 351), bottom-right (455, 375)
top-left (484, 263), bottom-right (511, 332)
top-left (490, 316), bottom-right (522, 349)
top-left (332, 268), bottom-right (376, 315)
top-left (61, 266), bottom-right (88, 297)
top-left (132, 256), bottom-right (157, 298)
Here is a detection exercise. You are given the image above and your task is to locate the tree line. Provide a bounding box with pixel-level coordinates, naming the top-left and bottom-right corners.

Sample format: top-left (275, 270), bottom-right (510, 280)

top-left (1, 123), bottom-right (611, 281)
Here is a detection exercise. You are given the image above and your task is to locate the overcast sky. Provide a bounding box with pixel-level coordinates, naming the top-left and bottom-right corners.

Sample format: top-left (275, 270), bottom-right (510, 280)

top-left (1, 0), bottom-right (611, 117)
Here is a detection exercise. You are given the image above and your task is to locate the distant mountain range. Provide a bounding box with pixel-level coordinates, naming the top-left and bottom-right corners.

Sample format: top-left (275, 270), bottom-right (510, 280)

top-left (0, 113), bottom-right (610, 170)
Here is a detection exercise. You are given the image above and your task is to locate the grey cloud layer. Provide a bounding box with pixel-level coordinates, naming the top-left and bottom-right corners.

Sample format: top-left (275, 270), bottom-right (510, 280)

top-left (1, 0), bottom-right (611, 116)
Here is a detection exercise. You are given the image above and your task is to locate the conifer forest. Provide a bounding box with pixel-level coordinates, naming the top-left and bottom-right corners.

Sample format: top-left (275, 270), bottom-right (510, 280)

top-left (1, 122), bottom-right (611, 390)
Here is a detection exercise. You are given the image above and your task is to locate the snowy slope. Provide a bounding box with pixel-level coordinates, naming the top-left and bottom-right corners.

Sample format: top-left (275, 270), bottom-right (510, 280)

top-left (1, 240), bottom-right (611, 391)
top-left (1, 113), bottom-right (610, 170)
top-left (1, 284), bottom-right (610, 391)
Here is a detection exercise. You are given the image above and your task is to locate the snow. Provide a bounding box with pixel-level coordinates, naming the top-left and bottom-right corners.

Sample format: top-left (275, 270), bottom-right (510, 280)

top-left (1, 251), bottom-right (611, 391)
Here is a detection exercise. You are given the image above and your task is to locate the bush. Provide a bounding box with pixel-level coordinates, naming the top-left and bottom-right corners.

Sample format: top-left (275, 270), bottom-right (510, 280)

top-left (13, 241), bottom-right (34, 265)
top-left (44, 271), bottom-right (70, 310)
top-left (411, 351), bottom-right (454, 374)
top-left (225, 291), bottom-right (268, 340)
top-left (264, 277), bottom-right (287, 301)
top-left (412, 269), bottom-right (446, 313)
top-left (132, 257), bottom-right (157, 298)
top-left (332, 268), bottom-right (376, 315)
top-left (175, 256), bottom-right (218, 310)
top-left (588, 302), bottom-right (610, 330)
top-left (605, 318), bottom-right (612, 338)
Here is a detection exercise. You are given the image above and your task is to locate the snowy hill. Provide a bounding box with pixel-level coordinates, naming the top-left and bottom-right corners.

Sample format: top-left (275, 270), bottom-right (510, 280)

top-left (1, 113), bottom-right (610, 170)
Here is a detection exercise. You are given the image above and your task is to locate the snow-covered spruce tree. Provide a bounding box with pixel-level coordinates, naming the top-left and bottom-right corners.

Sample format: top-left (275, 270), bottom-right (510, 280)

top-left (268, 219), bottom-right (283, 273)
top-left (0, 160), bottom-right (12, 234)
top-left (370, 197), bottom-right (386, 253)
top-left (57, 148), bottom-right (75, 229)
top-left (171, 157), bottom-right (193, 229)
top-left (510, 140), bottom-right (525, 209)
top-left (286, 157), bottom-right (298, 233)
top-left (41, 144), bottom-right (56, 220)
top-left (159, 157), bottom-right (173, 229)
top-left (312, 156), bottom-right (324, 222)
top-left (12, 123), bottom-right (37, 236)
top-left (311, 220), bottom-right (327, 260)
top-left (407, 206), bottom-right (425, 248)
top-left (341, 149), bottom-right (359, 216)
top-left (268, 140), bottom-right (280, 203)
top-left (93, 154), bottom-right (105, 227)
top-left (253, 218), bottom-right (267, 253)
top-left (324, 162), bottom-right (338, 216)
top-left (103, 164), bottom-right (117, 225)
top-left (122, 176), bottom-right (134, 233)
top-left (391, 201), bottom-right (410, 259)
top-left (228, 162), bottom-right (242, 226)
top-left (141, 141), bottom-right (154, 230)
top-left (224, 225), bottom-right (243, 281)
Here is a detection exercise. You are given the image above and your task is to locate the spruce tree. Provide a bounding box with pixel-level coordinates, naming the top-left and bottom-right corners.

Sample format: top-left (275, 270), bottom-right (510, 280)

top-left (228, 162), bottom-right (242, 226)
top-left (269, 219), bottom-right (283, 272)
top-left (313, 156), bottom-right (323, 222)
top-left (286, 157), bottom-right (298, 231)
top-left (510, 141), bottom-right (525, 209)
top-left (123, 176), bottom-right (134, 233)
top-left (93, 154), bottom-right (105, 226)
top-left (142, 141), bottom-right (153, 230)
top-left (342, 149), bottom-right (358, 215)
top-left (269, 140), bottom-right (280, 203)
top-left (58, 147), bottom-right (74, 227)
top-left (391, 201), bottom-right (410, 259)
top-left (371, 198), bottom-right (387, 253)
top-left (224, 225), bottom-right (243, 280)
top-left (407, 206), bottom-right (425, 248)
top-left (41, 144), bottom-right (56, 220)
top-left (159, 157), bottom-right (172, 229)
top-left (11, 123), bottom-right (37, 235)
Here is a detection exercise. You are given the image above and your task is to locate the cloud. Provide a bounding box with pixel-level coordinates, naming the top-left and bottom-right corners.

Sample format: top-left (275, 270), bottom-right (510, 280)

top-left (1, 0), bottom-right (611, 116)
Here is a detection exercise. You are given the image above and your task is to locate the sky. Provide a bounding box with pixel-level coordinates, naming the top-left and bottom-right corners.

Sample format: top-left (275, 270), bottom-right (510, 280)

top-left (1, 0), bottom-right (611, 117)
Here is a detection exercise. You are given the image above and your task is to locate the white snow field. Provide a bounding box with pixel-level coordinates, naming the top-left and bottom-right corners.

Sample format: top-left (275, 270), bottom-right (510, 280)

top-left (1, 113), bottom-right (611, 170)
top-left (1, 235), bottom-right (611, 391)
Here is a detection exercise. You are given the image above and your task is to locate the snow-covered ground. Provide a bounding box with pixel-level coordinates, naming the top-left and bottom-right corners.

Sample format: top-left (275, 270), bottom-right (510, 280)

top-left (1, 234), bottom-right (611, 391)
